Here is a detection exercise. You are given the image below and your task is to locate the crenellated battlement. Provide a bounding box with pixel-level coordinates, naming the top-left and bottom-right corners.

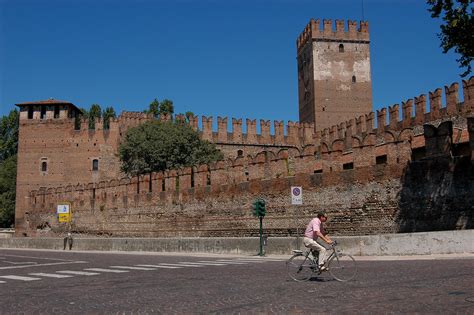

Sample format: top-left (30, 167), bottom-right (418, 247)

top-left (315, 76), bottom-right (474, 150)
top-left (297, 18), bottom-right (370, 53)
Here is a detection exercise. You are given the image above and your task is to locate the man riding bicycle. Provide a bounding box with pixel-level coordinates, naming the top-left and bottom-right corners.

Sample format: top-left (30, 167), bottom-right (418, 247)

top-left (303, 211), bottom-right (333, 271)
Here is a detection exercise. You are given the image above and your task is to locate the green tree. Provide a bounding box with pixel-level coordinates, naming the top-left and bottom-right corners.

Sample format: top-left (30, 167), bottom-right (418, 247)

top-left (102, 106), bottom-right (116, 130)
top-left (0, 109), bottom-right (19, 228)
top-left (427, 0), bottom-right (474, 77)
top-left (0, 155), bottom-right (16, 227)
top-left (88, 104), bottom-right (102, 129)
top-left (0, 109), bottom-right (19, 161)
top-left (159, 99), bottom-right (174, 117)
top-left (119, 120), bottom-right (223, 177)
top-left (146, 98), bottom-right (160, 118)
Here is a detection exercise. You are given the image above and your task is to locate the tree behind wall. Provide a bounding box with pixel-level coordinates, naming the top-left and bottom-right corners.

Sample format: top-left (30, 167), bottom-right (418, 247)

top-left (119, 120), bottom-right (223, 177)
top-left (0, 109), bottom-right (19, 228)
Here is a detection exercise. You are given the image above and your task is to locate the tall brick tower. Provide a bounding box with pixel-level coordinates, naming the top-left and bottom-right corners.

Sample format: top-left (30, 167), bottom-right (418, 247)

top-left (297, 19), bottom-right (373, 130)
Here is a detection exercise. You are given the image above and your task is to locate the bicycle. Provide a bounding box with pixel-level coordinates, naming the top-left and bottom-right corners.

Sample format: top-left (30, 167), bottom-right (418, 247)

top-left (286, 241), bottom-right (357, 282)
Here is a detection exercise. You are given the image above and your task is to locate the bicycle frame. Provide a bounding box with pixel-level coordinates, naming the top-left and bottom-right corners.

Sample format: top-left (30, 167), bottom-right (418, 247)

top-left (294, 244), bottom-right (339, 272)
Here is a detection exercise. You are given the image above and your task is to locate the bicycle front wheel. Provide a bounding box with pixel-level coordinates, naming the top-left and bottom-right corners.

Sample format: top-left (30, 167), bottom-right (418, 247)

top-left (286, 254), bottom-right (313, 282)
top-left (328, 253), bottom-right (357, 282)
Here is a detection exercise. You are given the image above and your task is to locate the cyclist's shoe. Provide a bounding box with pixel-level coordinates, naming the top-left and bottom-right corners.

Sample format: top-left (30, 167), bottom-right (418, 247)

top-left (319, 265), bottom-right (328, 271)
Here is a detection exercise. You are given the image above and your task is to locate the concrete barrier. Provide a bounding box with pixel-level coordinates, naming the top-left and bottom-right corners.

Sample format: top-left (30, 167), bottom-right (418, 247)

top-left (0, 230), bottom-right (472, 256)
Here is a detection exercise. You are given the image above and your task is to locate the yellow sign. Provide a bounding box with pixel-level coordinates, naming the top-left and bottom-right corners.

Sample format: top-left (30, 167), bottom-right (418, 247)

top-left (57, 203), bottom-right (72, 223)
top-left (58, 213), bottom-right (71, 223)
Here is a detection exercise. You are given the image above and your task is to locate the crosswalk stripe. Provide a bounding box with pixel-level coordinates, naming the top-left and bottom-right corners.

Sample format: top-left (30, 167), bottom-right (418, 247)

top-left (136, 264), bottom-right (182, 269)
top-left (193, 260), bottom-right (227, 266)
top-left (85, 268), bottom-right (129, 273)
top-left (210, 260), bottom-right (250, 265)
top-left (0, 280), bottom-right (5, 283)
top-left (0, 275), bottom-right (41, 281)
top-left (29, 273), bottom-right (73, 278)
top-left (109, 266), bottom-right (156, 271)
top-left (180, 261), bottom-right (227, 266)
top-left (201, 259), bottom-right (248, 265)
top-left (159, 263), bottom-right (204, 268)
top-left (57, 270), bottom-right (99, 276)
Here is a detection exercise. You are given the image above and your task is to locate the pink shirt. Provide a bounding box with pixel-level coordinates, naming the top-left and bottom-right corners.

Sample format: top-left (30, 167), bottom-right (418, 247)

top-left (304, 217), bottom-right (323, 239)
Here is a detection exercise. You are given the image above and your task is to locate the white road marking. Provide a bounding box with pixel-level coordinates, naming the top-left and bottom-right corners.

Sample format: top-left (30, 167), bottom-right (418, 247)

top-left (0, 261), bottom-right (87, 271)
top-left (0, 280), bottom-right (5, 283)
top-left (0, 275), bottom-right (41, 281)
top-left (0, 254), bottom-right (81, 262)
top-left (85, 268), bottom-right (129, 273)
top-left (136, 264), bottom-right (182, 269)
top-left (4, 261), bottom-right (37, 265)
top-left (29, 273), bottom-right (73, 278)
top-left (182, 261), bottom-right (227, 266)
top-left (159, 263), bottom-right (204, 268)
top-left (204, 260), bottom-right (249, 265)
top-left (57, 270), bottom-right (99, 276)
top-left (109, 266), bottom-right (156, 271)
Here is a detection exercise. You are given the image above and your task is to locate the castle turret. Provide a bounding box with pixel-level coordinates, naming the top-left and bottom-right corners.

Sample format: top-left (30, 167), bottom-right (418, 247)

top-left (16, 98), bottom-right (82, 121)
top-left (297, 19), bottom-right (373, 130)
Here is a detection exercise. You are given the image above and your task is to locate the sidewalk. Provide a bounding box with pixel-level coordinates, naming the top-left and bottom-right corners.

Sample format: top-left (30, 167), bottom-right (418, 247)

top-left (2, 247), bottom-right (473, 261)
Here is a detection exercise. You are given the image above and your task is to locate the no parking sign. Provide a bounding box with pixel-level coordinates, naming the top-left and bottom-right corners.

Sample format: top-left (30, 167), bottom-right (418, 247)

top-left (291, 186), bottom-right (302, 205)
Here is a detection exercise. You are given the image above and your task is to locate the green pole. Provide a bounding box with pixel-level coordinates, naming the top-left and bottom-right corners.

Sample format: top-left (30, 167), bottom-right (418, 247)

top-left (259, 216), bottom-right (263, 256)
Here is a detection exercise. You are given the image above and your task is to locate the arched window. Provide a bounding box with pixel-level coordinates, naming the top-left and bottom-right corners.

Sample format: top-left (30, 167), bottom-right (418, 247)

top-left (339, 44), bottom-right (344, 52)
top-left (41, 161), bottom-right (47, 172)
top-left (92, 159), bottom-right (99, 171)
top-left (352, 75), bottom-right (356, 83)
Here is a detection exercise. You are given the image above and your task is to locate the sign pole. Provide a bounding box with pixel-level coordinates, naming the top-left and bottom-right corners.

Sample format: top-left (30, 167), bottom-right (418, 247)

top-left (291, 186), bottom-right (303, 249)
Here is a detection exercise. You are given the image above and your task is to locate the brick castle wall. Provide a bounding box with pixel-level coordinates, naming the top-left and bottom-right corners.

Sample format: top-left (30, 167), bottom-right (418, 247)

top-left (18, 76), bottom-right (474, 237)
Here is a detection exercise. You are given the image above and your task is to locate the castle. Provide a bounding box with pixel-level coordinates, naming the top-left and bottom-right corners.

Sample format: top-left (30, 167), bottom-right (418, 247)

top-left (14, 20), bottom-right (474, 237)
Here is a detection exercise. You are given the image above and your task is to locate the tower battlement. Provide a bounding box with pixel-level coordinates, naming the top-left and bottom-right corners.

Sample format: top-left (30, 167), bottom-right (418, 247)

top-left (297, 19), bottom-right (370, 53)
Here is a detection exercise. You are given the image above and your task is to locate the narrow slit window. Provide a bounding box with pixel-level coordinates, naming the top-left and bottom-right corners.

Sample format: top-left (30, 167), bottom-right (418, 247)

top-left (41, 161), bottom-right (48, 172)
top-left (339, 44), bottom-right (344, 52)
top-left (352, 75), bottom-right (356, 83)
top-left (92, 159), bottom-right (99, 171)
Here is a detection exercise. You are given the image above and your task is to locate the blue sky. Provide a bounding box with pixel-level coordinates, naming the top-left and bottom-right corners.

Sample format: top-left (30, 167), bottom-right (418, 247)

top-left (0, 0), bottom-right (466, 126)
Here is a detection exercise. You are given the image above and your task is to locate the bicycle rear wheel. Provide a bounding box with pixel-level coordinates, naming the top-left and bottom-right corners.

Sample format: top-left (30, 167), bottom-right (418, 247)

top-left (328, 253), bottom-right (357, 282)
top-left (286, 254), bottom-right (313, 282)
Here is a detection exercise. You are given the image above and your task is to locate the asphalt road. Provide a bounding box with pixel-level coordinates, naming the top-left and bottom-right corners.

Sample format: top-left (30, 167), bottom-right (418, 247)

top-left (0, 249), bottom-right (473, 314)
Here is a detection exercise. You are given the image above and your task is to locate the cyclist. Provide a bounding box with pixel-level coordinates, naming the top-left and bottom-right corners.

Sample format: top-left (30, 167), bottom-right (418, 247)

top-left (303, 211), bottom-right (333, 271)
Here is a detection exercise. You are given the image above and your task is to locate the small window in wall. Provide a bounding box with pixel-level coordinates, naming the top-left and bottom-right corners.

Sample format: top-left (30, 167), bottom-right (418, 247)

top-left (237, 150), bottom-right (243, 157)
top-left (92, 159), bottom-right (99, 171)
top-left (41, 161), bottom-right (48, 172)
top-left (343, 162), bottom-right (354, 170)
top-left (28, 108), bottom-right (34, 119)
top-left (54, 106), bottom-right (60, 118)
top-left (40, 106), bottom-right (46, 119)
top-left (314, 169), bottom-right (323, 174)
top-left (376, 155), bottom-right (387, 165)
top-left (352, 75), bottom-right (356, 83)
top-left (339, 44), bottom-right (344, 52)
